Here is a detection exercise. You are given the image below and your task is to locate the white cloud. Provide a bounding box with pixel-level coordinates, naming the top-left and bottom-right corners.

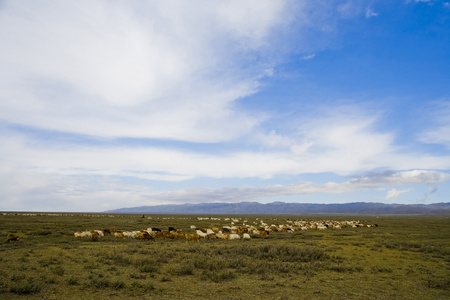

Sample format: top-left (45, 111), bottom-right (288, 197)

top-left (302, 54), bottom-right (316, 60)
top-left (365, 8), bottom-right (379, 18)
top-left (349, 170), bottom-right (450, 187)
top-left (151, 170), bottom-right (449, 204)
top-left (386, 188), bottom-right (411, 199)
top-left (0, 1), bottom-right (292, 142)
top-left (0, 1), bottom-right (382, 144)
top-left (1, 150), bottom-right (448, 211)
top-left (418, 101), bottom-right (450, 149)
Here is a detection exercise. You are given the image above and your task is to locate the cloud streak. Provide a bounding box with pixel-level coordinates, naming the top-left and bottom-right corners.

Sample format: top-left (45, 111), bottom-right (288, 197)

top-left (1, 167), bottom-right (448, 211)
top-left (386, 188), bottom-right (411, 199)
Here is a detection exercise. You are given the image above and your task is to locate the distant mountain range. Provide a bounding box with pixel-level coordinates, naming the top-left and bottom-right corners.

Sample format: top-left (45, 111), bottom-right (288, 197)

top-left (105, 201), bottom-right (450, 215)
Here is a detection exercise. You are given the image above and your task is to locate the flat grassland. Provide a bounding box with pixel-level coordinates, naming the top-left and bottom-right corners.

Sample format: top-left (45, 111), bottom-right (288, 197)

top-left (0, 213), bottom-right (449, 299)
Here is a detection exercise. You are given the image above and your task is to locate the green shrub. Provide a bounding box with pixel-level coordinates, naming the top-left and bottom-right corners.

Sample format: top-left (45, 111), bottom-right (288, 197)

top-left (427, 277), bottom-right (450, 290)
top-left (51, 265), bottom-right (65, 276)
top-left (201, 270), bottom-right (236, 283)
top-left (171, 264), bottom-right (194, 276)
top-left (139, 265), bottom-right (159, 273)
top-left (66, 275), bottom-right (79, 285)
top-left (130, 273), bottom-right (147, 279)
top-left (131, 281), bottom-right (155, 292)
top-left (9, 281), bottom-right (42, 295)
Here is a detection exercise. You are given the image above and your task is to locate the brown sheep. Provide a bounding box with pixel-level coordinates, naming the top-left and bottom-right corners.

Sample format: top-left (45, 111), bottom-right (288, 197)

top-left (90, 231), bottom-right (100, 241)
top-left (206, 233), bottom-right (217, 240)
top-left (114, 232), bottom-right (125, 239)
top-left (185, 233), bottom-right (200, 243)
top-left (7, 233), bottom-right (20, 242)
top-left (136, 231), bottom-right (154, 240)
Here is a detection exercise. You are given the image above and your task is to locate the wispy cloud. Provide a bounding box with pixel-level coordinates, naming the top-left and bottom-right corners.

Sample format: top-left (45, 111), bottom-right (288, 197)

top-left (421, 186), bottom-right (438, 202)
top-left (418, 101), bottom-right (450, 149)
top-left (302, 54), bottom-right (316, 60)
top-left (365, 8), bottom-right (379, 18)
top-left (1, 167), bottom-right (448, 211)
top-left (386, 188), bottom-right (411, 199)
top-left (146, 170), bottom-right (449, 204)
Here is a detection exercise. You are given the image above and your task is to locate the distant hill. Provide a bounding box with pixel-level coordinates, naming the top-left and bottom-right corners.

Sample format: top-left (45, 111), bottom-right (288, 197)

top-left (105, 202), bottom-right (450, 215)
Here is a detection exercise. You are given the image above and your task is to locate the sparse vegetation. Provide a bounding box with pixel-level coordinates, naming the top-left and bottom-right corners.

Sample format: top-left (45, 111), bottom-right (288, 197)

top-left (0, 213), bottom-right (448, 299)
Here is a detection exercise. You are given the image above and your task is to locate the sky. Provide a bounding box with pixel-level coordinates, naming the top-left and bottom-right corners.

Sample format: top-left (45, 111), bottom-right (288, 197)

top-left (0, 0), bottom-right (449, 212)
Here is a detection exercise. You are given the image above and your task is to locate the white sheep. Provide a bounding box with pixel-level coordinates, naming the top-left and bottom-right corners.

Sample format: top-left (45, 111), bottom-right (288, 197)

top-left (229, 234), bottom-right (240, 240)
top-left (196, 230), bottom-right (207, 239)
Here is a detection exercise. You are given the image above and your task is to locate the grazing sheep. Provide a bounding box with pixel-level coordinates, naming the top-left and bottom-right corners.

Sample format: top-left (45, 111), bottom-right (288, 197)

top-left (196, 230), bottom-right (208, 239)
top-left (259, 230), bottom-right (269, 236)
top-left (136, 231), bottom-right (154, 240)
top-left (93, 230), bottom-right (104, 237)
top-left (215, 232), bottom-right (230, 240)
top-left (114, 232), bottom-right (125, 239)
top-left (206, 233), bottom-right (217, 240)
top-left (90, 231), bottom-right (100, 241)
top-left (243, 233), bottom-right (251, 240)
top-left (74, 232), bottom-right (82, 239)
top-left (80, 231), bottom-right (92, 239)
top-left (6, 234), bottom-right (20, 242)
top-left (229, 234), bottom-right (240, 240)
top-left (185, 233), bottom-right (200, 243)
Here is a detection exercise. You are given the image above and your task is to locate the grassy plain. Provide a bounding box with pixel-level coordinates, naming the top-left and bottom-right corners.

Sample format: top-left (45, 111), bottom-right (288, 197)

top-left (0, 213), bottom-right (449, 299)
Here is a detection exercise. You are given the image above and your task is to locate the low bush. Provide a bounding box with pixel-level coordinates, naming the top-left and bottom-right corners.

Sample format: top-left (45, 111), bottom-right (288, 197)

top-left (9, 280), bottom-right (42, 295)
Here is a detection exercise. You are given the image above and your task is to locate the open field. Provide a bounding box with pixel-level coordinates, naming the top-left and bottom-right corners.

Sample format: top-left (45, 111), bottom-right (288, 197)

top-left (0, 213), bottom-right (449, 299)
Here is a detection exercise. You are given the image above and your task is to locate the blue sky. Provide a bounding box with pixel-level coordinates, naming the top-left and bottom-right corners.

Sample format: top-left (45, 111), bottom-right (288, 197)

top-left (0, 1), bottom-right (449, 212)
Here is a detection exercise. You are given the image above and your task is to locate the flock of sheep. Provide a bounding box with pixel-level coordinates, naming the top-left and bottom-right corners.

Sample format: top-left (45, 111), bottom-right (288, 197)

top-left (73, 218), bottom-right (377, 243)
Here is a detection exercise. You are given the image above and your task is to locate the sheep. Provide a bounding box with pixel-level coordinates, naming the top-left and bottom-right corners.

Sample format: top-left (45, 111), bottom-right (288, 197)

top-left (114, 232), bottom-right (125, 239)
top-left (6, 233), bottom-right (20, 242)
top-left (243, 233), bottom-right (251, 240)
top-left (185, 233), bottom-right (200, 243)
top-left (74, 232), bottom-right (82, 239)
top-left (222, 226), bottom-right (231, 233)
top-left (196, 230), bottom-right (208, 239)
top-left (206, 233), bottom-right (218, 240)
top-left (90, 231), bottom-right (100, 241)
top-left (229, 234), bottom-right (240, 240)
top-left (215, 232), bottom-right (230, 240)
top-left (80, 231), bottom-right (92, 239)
top-left (259, 230), bottom-right (269, 236)
top-left (122, 231), bottom-right (133, 238)
top-left (136, 231), bottom-right (154, 240)
top-left (93, 230), bottom-right (104, 237)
